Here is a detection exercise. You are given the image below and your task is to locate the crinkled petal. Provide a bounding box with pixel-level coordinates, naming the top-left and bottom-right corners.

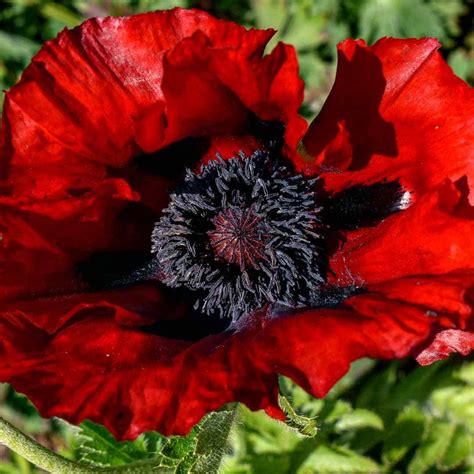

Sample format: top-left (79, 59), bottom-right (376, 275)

top-left (301, 38), bottom-right (474, 198)
top-left (3, 269), bottom-right (472, 439)
top-left (1, 8), bottom-right (304, 200)
top-left (367, 271), bottom-right (474, 330)
top-left (344, 271), bottom-right (474, 364)
top-left (134, 32), bottom-right (306, 156)
top-left (329, 178), bottom-right (474, 286)
top-left (0, 179), bottom-right (143, 302)
top-left (417, 330), bottom-right (474, 365)
top-left (0, 9), bottom-right (305, 302)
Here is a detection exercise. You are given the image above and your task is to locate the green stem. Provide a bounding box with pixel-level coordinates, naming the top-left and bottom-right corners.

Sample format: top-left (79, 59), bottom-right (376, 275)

top-left (0, 415), bottom-right (86, 473)
top-left (0, 407), bottom-right (239, 473)
top-left (0, 416), bottom-right (170, 473)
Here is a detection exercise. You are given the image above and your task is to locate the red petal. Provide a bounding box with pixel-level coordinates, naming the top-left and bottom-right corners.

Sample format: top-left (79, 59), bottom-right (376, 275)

top-left (1, 9), bottom-right (303, 199)
top-left (345, 271), bottom-right (474, 365)
top-left (368, 271), bottom-right (474, 330)
top-left (3, 270), bottom-right (469, 439)
top-left (1, 10), bottom-right (304, 299)
top-left (210, 41), bottom-right (307, 155)
top-left (0, 9), bottom-right (305, 303)
top-left (135, 32), bottom-right (306, 157)
top-left (0, 179), bottom-right (143, 301)
top-left (199, 135), bottom-right (264, 167)
top-left (302, 38), bottom-right (474, 198)
top-left (329, 178), bottom-right (474, 286)
top-left (417, 330), bottom-right (474, 365)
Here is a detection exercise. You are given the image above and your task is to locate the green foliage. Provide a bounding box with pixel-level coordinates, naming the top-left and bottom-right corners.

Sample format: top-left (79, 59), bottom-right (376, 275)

top-left (382, 404), bottom-right (425, 467)
top-left (249, 0), bottom-right (472, 118)
top-left (1, 0), bottom-right (472, 111)
top-left (73, 421), bottom-right (163, 467)
top-left (1, 360), bottom-right (473, 472)
top-left (223, 358), bottom-right (474, 473)
top-left (0, 385), bottom-right (68, 473)
top-left (300, 445), bottom-right (380, 473)
top-left (0, 451), bottom-right (37, 474)
top-left (359, 0), bottom-right (447, 44)
top-left (71, 409), bottom-right (236, 473)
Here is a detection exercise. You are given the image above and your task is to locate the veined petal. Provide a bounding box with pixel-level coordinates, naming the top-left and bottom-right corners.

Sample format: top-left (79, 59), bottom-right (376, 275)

top-left (302, 38), bottom-right (474, 199)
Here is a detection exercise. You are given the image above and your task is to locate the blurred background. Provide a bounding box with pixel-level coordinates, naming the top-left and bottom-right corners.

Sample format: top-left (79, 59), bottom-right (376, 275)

top-left (1, 0), bottom-right (473, 117)
top-left (0, 1), bottom-right (473, 473)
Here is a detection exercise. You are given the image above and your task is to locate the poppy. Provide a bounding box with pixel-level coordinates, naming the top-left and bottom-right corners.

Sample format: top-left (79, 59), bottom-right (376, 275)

top-left (0, 8), bottom-right (472, 440)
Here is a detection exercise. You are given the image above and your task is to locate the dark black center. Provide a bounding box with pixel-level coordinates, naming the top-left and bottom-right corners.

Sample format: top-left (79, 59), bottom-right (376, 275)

top-left (151, 151), bottom-right (323, 321)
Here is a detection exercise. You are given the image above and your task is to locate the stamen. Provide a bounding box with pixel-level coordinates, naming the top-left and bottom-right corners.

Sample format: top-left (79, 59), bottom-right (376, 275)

top-left (152, 151), bottom-right (323, 321)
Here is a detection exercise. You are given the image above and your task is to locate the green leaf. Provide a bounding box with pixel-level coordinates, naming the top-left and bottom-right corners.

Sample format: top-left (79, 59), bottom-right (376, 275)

top-left (359, 0), bottom-right (447, 43)
top-left (430, 385), bottom-right (474, 429)
top-left (387, 360), bottom-right (452, 410)
top-left (408, 419), bottom-right (455, 474)
top-left (75, 409), bottom-right (236, 473)
top-left (0, 31), bottom-right (39, 63)
top-left (193, 409), bottom-right (236, 474)
top-left (39, 3), bottom-right (82, 27)
top-left (240, 452), bottom-right (291, 474)
top-left (427, 0), bottom-right (466, 39)
top-left (250, 0), bottom-right (288, 34)
top-left (334, 409), bottom-right (384, 433)
top-left (382, 404), bottom-right (425, 467)
top-left (448, 49), bottom-right (474, 82)
top-left (438, 425), bottom-right (472, 470)
top-left (327, 359), bottom-right (376, 399)
top-left (236, 406), bottom-right (302, 455)
top-left (319, 400), bottom-right (353, 424)
top-left (75, 420), bottom-right (163, 467)
top-left (457, 361), bottom-right (474, 385)
top-left (355, 362), bottom-right (399, 413)
top-left (298, 444), bottom-right (380, 473)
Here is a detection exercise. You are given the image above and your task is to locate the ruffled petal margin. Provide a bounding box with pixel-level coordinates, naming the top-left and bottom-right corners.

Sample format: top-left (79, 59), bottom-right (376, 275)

top-left (329, 178), bottom-right (474, 286)
top-left (1, 8), bottom-right (305, 200)
top-left (1, 16), bottom-right (472, 442)
top-left (301, 38), bottom-right (474, 199)
top-left (1, 269), bottom-right (472, 439)
top-left (417, 330), bottom-right (474, 365)
top-left (0, 7), bottom-right (305, 302)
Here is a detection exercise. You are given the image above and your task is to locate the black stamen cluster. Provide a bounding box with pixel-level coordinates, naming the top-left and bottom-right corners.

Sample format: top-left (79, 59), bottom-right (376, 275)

top-left (152, 151), bottom-right (323, 321)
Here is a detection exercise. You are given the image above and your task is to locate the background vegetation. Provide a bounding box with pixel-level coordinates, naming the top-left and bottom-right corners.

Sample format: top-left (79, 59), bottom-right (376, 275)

top-left (1, 0), bottom-right (473, 115)
top-left (0, 0), bottom-right (473, 472)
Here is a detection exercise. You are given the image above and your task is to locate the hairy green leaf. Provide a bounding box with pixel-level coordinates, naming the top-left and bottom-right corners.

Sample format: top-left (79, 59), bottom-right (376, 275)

top-left (193, 409), bottom-right (236, 474)
top-left (334, 409), bottom-right (383, 433)
top-left (359, 0), bottom-right (446, 43)
top-left (75, 409), bottom-right (236, 473)
top-left (408, 419), bottom-right (455, 474)
top-left (299, 444), bottom-right (380, 473)
top-left (438, 425), bottom-right (472, 470)
top-left (382, 404), bottom-right (425, 467)
top-left (75, 421), bottom-right (163, 467)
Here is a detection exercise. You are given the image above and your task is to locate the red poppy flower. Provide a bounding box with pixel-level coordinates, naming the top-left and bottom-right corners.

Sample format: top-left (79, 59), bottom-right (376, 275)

top-left (0, 8), bottom-right (473, 440)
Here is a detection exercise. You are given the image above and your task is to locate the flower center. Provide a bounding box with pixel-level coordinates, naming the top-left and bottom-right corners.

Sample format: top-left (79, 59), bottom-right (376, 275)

top-left (208, 207), bottom-right (268, 271)
top-left (152, 151), bottom-right (323, 321)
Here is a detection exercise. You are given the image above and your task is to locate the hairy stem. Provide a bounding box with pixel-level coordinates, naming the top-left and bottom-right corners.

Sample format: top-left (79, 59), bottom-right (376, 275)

top-left (0, 407), bottom-right (238, 473)
top-left (0, 416), bottom-right (170, 473)
top-left (0, 415), bottom-right (87, 473)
